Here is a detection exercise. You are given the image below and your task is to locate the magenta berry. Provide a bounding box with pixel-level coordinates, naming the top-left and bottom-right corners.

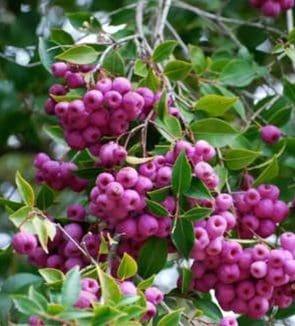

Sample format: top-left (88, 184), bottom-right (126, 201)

top-left (12, 232), bottom-right (37, 255)
top-left (260, 125), bottom-right (281, 144)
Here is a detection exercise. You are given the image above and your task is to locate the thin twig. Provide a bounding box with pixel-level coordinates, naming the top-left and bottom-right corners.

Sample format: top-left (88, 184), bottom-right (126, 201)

top-left (166, 21), bottom-right (189, 56)
top-left (0, 52), bottom-right (41, 67)
top-left (155, 0), bottom-right (173, 45)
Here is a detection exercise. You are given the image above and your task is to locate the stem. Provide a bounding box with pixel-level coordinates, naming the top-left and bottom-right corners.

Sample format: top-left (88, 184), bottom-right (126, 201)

top-left (166, 21), bottom-right (189, 56)
top-left (154, 0), bottom-right (173, 45)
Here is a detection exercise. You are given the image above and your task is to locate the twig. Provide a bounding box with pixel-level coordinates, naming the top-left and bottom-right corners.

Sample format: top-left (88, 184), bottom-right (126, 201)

top-left (0, 52), bottom-right (41, 68)
top-left (166, 21), bottom-right (189, 56)
top-left (154, 0), bottom-right (173, 45)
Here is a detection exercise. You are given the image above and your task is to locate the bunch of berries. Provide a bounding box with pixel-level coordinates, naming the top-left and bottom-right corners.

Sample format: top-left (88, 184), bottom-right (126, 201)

top-left (250, 0), bottom-right (294, 17)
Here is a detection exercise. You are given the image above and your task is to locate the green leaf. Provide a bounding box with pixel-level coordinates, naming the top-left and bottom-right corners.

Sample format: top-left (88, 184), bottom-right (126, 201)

top-left (189, 45), bottom-right (206, 74)
top-left (9, 206), bottom-right (30, 228)
top-left (0, 294), bottom-right (12, 321)
top-left (158, 309), bottom-right (183, 326)
top-left (38, 37), bottom-right (60, 73)
top-left (32, 217), bottom-right (55, 253)
top-left (97, 266), bottom-right (123, 304)
top-left (36, 185), bottom-right (55, 210)
top-left (39, 268), bottom-right (65, 285)
top-left (117, 253), bottom-right (138, 280)
top-left (182, 207), bottom-right (212, 221)
top-left (185, 177), bottom-right (212, 200)
top-left (283, 79), bottom-right (295, 103)
top-left (214, 165), bottom-right (228, 192)
top-left (288, 28), bottom-right (295, 44)
top-left (126, 156), bottom-right (154, 165)
top-left (148, 187), bottom-right (170, 202)
top-left (134, 59), bottom-right (148, 77)
top-left (103, 50), bottom-right (125, 76)
top-left (172, 150), bottom-right (192, 195)
top-left (66, 12), bottom-right (101, 31)
top-left (141, 68), bottom-right (161, 92)
top-left (43, 125), bottom-right (66, 145)
top-left (93, 305), bottom-right (125, 325)
top-left (172, 218), bottom-right (194, 258)
top-left (0, 198), bottom-right (22, 211)
top-left (164, 115), bottom-right (182, 138)
top-left (58, 310), bottom-right (94, 320)
top-left (2, 273), bottom-right (42, 294)
top-left (253, 156), bottom-right (279, 186)
top-left (61, 267), bottom-right (81, 306)
top-left (15, 171), bottom-right (34, 207)
top-left (223, 148), bottom-right (261, 170)
top-left (194, 298), bottom-right (222, 321)
top-left (50, 28), bottom-right (74, 45)
top-left (56, 45), bottom-right (98, 65)
top-left (146, 199), bottom-right (170, 217)
top-left (12, 295), bottom-right (43, 316)
top-left (28, 287), bottom-right (48, 311)
top-left (51, 88), bottom-right (85, 102)
top-left (190, 118), bottom-right (239, 148)
top-left (195, 95), bottom-right (238, 117)
top-left (164, 60), bottom-right (192, 81)
top-left (238, 315), bottom-right (266, 326)
top-left (137, 275), bottom-right (155, 290)
top-left (275, 302), bottom-right (295, 319)
top-left (138, 237), bottom-right (168, 278)
top-left (156, 90), bottom-right (168, 121)
top-left (181, 268), bottom-right (192, 294)
top-left (152, 40), bottom-right (178, 62)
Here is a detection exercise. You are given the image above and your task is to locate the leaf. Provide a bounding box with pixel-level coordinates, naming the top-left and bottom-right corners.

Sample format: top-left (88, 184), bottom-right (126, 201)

top-left (223, 148), bottom-right (261, 170)
top-left (134, 59), bottom-right (148, 77)
top-left (181, 268), bottom-right (192, 293)
top-left (152, 40), bottom-right (178, 62)
top-left (36, 185), bottom-right (55, 210)
top-left (253, 156), bottom-right (279, 186)
top-left (138, 237), bottom-right (168, 278)
top-left (275, 302), bottom-right (295, 319)
top-left (238, 315), bottom-right (266, 326)
top-left (172, 218), bottom-right (194, 258)
top-left (189, 45), bottom-right (206, 74)
top-left (190, 118), bottom-right (239, 148)
top-left (117, 253), bottom-right (138, 281)
top-left (193, 298), bottom-right (222, 321)
top-left (39, 268), bottom-right (65, 285)
top-left (146, 199), bottom-right (170, 217)
top-left (0, 294), bottom-right (12, 321)
top-left (50, 28), bottom-right (74, 45)
top-left (164, 60), bottom-right (192, 81)
top-left (38, 37), bottom-right (60, 73)
top-left (158, 309), bottom-right (183, 326)
top-left (126, 156), bottom-right (154, 165)
top-left (2, 273), bottom-right (42, 294)
top-left (43, 125), bottom-right (66, 145)
top-left (156, 90), bottom-right (168, 121)
top-left (103, 50), bottom-right (125, 76)
top-left (51, 88), bottom-right (85, 102)
top-left (9, 206), bottom-right (30, 228)
top-left (32, 217), bottom-right (51, 253)
top-left (137, 275), bottom-right (155, 290)
top-left (195, 95), bottom-right (238, 117)
top-left (56, 45), bottom-right (98, 65)
top-left (182, 207), bottom-right (212, 221)
top-left (283, 79), bottom-right (295, 103)
top-left (141, 68), bottom-right (161, 92)
top-left (12, 295), bottom-right (43, 316)
top-left (172, 150), bottom-right (192, 195)
top-left (28, 287), bottom-right (48, 311)
top-left (97, 266), bottom-right (123, 304)
top-left (164, 115), bottom-right (182, 138)
top-left (66, 12), bottom-right (101, 31)
top-left (0, 198), bottom-right (22, 211)
top-left (15, 171), bottom-right (35, 207)
top-left (61, 267), bottom-right (81, 306)
top-left (147, 187), bottom-right (170, 202)
top-left (93, 306), bottom-right (125, 325)
top-left (214, 165), bottom-right (228, 192)
top-left (185, 177), bottom-right (212, 200)
top-left (58, 310), bottom-right (94, 320)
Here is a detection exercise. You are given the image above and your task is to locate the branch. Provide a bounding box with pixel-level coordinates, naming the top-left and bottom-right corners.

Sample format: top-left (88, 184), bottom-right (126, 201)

top-left (154, 0), bottom-right (173, 45)
top-left (166, 21), bottom-right (189, 56)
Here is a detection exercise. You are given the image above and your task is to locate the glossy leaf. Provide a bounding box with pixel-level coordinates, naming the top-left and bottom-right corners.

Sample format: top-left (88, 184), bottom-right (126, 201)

top-left (253, 156), bottom-right (279, 186)
top-left (182, 207), bottom-right (212, 221)
top-left (39, 268), bottom-right (65, 285)
top-left (164, 60), bottom-right (192, 81)
top-left (184, 177), bottom-right (212, 200)
top-left (172, 218), bottom-right (194, 258)
top-left (152, 40), bottom-right (178, 62)
top-left (56, 45), bottom-right (98, 65)
top-left (223, 148), bottom-right (261, 170)
top-left (146, 199), bottom-right (170, 217)
top-left (158, 309), bottom-right (183, 326)
top-left (172, 150), bottom-right (192, 195)
top-left (103, 50), bottom-right (125, 76)
top-left (117, 253), bottom-right (138, 280)
top-left (194, 298), bottom-right (222, 321)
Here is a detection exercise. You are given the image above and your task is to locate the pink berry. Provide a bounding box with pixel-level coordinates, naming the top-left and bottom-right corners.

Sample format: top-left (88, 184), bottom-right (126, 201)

top-left (83, 90), bottom-right (104, 111)
top-left (112, 77), bottom-right (132, 94)
top-left (137, 214), bottom-right (159, 238)
top-left (120, 281), bottom-right (137, 296)
top-left (145, 287), bottom-right (164, 305)
top-left (260, 124), bottom-right (281, 143)
top-left (51, 62), bottom-right (68, 78)
top-left (12, 232), bottom-right (37, 255)
top-left (96, 78), bottom-right (112, 93)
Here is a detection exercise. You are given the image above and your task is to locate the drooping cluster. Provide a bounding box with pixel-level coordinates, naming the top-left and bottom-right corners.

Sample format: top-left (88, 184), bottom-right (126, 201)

top-left (190, 216), bottom-right (295, 319)
top-left (250, 0), bottom-right (294, 16)
top-left (34, 153), bottom-right (88, 192)
top-left (234, 185), bottom-right (289, 239)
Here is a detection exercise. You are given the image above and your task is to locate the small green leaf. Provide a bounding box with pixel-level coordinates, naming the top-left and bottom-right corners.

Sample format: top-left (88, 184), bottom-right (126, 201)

top-left (190, 118), bottom-right (239, 148)
top-left (28, 286), bottom-right (48, 311)
top-left (51, 88), bottom-right (85, 102)
top-left (172, 218), bottom-right (194, 258)
top-left (32, 217), bottom-right (52, 253)
top-left (9, 206), bottom-right (30, 228)
top-left (134, 59), bottom-right (148, 77)
top-left (15, 171), bottom-right (35, 207)
top-left (182, 207), bottom-right (212, 221)
top-left (146, 199), bottom-right (170, 217)
top-left (59, 310), bottom-right (94, 320)
top-left (61, 267), bottom-right (81, 306)
top-left (238, 315), bottom-right (266, 326)
top-left (138, 237), bottom-right (168, 278)
top-left (39, 268), bottom-right (65, 285)
top-left (275, 302), bottom-right (295, 319)
top-left (152, 40), bottom-right (178, 62)
top-left (164, 60), bottom-right (192, 81)
top-left (117, 253), bottom-right (138, 280)
top-left (223, 148), bottom-right (261, 170)
top-left (38, 37), bottom-right (60, 73)
top-left (140, 68), bottom-right (161, 92)
top-left (189, 45), bottom-right (206, 74)
top-left (172, 150), bottom-right (192, 195)
top-left (12, 295), bottom-right (43, 316)
top-left (0, 198), bottom-right (22, 211)
top-left (164, 115), bottom-right (182, 138)
top-left (184, 177), bottom-right (212, 200)
top-left (181, 268), bottom-right (192, 293)
top-left (50, 28), bottom-right (74, 45)
top-left (56, 45), bottom-right (98, 65)
top-left (2, 273), bottom-right (42, 294)
top-left (253, 156), bottom-right (279, 186)
top-left (156, 90), bottom-right (168, 121)
top-left (195, 95), bottom-right (238, 117)
top-left (43, 125), bottom-right (66, 145)
top-left (137, 275), bottom-right (155, 290)
top-left (158, 309), bottom-right (183, 326)
top-left (193, 298), bottom-right (222, 321)
top-left (93, 305), bottom-right (125, 325)
top-left (66, 12), bottom-right (92, 29)
top-left (147, 187), bottom-right (170, 202)
top-left (36, 185), bottom-right (55, 210)
top-left (103, 50), bottom-right (125, 76)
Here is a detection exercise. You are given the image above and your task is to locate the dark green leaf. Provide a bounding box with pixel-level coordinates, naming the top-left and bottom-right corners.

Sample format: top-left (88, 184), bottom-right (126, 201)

top-left (141, 68), bottom-right (161, 92)
top-left (172, 150), bottom-right (192, 195)
top-left (137, 275), bottom-right (155, 290)
top-left (189, 45), bottom-right (206, 74)
top-left (275, 302), bottom-right (295, 319)
top-left (51, 89), bottom-right (85, 102)
top-left (158, 309), bottom-right (183, 326)
top-left (146, 199), bottom-right (170, 217)
top-left (103, 50), bottom-right (125, 76)
top-left (156, 90), bottom-right (168, 121)
top-left (283, 79), bottom-right (295, 103)
top-left (0, 198), bottom-right (22, 211)
top-left (181, 268), bottom-right (192, 293)
top-left (172, 218), bottom-right (194, 258)
top-left (164, 60), bottom-right (192, 81)
top-left (38, 37), bottom-right (60, 73)
top-left (184, 177), bottom-right (212, 200)
top-left (253, 156), bottom-right (279, 186)
top-left (182, 207), bottom-right (212, 221)
top-left (194, 298), bottom-right (222, 321)
top-left (50, 29), bottom-right (74, 45)
top-left (93, 306), bottom-right (125, 325)
top-left (148, 187), bottom-right (170, 202)
top-left (2, 273), bottom-right (42, 294)
top-left (152, 40), bottom-right (178, 62)
top-left (36, 185), bottom-right (55, 210)
top-left (43, 125), bottom-right (66, 145)
top-left (56, 45), bottom-right (98, 65)
top-left (238, 315), bottom-right (266, 326)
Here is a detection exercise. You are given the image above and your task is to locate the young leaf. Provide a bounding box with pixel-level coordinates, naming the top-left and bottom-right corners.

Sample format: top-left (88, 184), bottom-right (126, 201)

top-left (164, 60), bottom-right (192, 81)
top-left (15, 171), bottom-right (35, 207)
top-left (189, 45), bottom-right (206, 74)
top-left (184, 177), bottom-right (212, 200)
top-left (32, 217), bottom-right (51, 253)
top-left (138, 237), bottom-right (168, 278)
top-left (182, 207), bottom-right (212, 221)
top-left (146, 199), bottom-right (170, 217)
top-left (39, 268), bottom-right (65, 285)
top-left (126, 156), bottom-right (154, 165)
top-left (172, 150), bottom-right (192, 195)
top-left (137, 275), bottom-right (155, 290)
top-left (134, 59), bottom-right (148, 77)
top-left (103, 50), bottom-right (125, 76)
top-left (164, 115), bottom-right (182, 138)
top-left (61, 267), bottom-right (81, 306)
top-left (152, 40), bottom-right (178, 62)
top-left (253, 156), bottom-right (279, 186)
top-left (190, 118), bottom-right (239, 148)
top-left (158, 309), bottom-right (183, 326)
top-left (9, 206), bottom-right (30, 228)
top-left (55, 45), bottom-right (98, 65)
top-left (195, 95), bottom-right (238, 117)
top-left (93, 305), bottom-right (125, 325)
top-left (172, 218), bottom-right (194, 258)
top-left (140, 68), bottom-right (161, 92)
top-left (117, 253), bottom-right (138, 280)
top-left (223, 148), bottom-right (261, 170)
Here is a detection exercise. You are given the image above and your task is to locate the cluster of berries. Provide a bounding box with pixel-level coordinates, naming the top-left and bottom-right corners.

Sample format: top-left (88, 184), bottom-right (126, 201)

top-left (250, 0), bottom-right (294, 17)
top-left (234, 184), bottom-right (289, 239)
top-left (34, 153), bottom-right (88, 192)
top-left (190, 213), bottom-right (295, 320)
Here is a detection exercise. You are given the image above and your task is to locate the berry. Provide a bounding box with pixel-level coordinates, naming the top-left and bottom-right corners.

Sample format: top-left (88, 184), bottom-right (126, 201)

top-left (260, 125), bottom-right (281, 144)
top-left (12, 232), bottom-right (37, 255)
